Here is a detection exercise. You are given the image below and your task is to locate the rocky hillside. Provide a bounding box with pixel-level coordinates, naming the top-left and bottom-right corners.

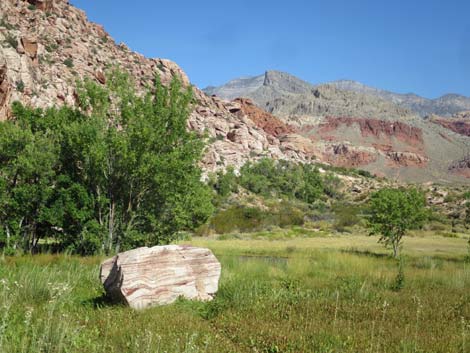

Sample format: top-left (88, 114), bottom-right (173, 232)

top-left (328, 80), bottom-right (470, 117)
top-left (2, 1), bottom-right (470, 184)
top-left (428, 111), bottom-right (470, 137)
top-left (205, 71), bottom-right (470, 183)
top-left (0, 0), bottom-right (323, 173)
top-left (206, 71), bottom-right (411, 120)
top-left (206, 72), bottom-right (470, 117)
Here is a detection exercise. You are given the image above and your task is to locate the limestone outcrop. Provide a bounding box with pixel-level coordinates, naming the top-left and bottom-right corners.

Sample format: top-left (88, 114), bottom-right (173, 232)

top-left (100, 245), bottom-right (221, 310)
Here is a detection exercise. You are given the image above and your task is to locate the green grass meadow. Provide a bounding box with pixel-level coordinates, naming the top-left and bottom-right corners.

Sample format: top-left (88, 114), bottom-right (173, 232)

top-left (0, 234), bottom-right (469, 352)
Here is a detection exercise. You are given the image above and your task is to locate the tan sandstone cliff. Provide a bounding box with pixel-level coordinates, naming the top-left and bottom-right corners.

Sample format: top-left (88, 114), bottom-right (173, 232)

top-left (0, 0), bottom-right (318, 173)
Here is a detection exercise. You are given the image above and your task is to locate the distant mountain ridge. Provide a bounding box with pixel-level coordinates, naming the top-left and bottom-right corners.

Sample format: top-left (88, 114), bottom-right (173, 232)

top-left (328, 80), bottom-right (470, 117)
top-left (206, 71), bottom-right (412, 120)
top-left (204, 71), bottom-right (470, 117)
top-left (204, 71), bottom-right (470, 183)
top-left (2, 0), bottom-right (470, 183)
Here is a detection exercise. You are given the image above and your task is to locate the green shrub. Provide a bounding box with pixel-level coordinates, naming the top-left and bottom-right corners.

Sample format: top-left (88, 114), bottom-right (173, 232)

top-left (0, 17), bottom-right (15, 30)
top-left (15, 80), bottom-right (25, 93)
top-left (45, 42), bottom-right (59, 52)
top-left (213, 166), bottom-right (238, 197)
top-left (277, 201), bottom-right (305, 228)
top-left (238, 159), bottom-right (324, 203)
top-left (209, 206), bottom-right (270, 234)
top-left (425, 221), bottom-right (447, 232)
top-left (4, 34), bottom-right (18, 49)
top-left (356, 169), bottom-right (374, 178)
top-left (63, 58), bottom-right (74, 68)
top-left (332, 202), bottom-right (362, 232)
top-left (439, 231), bottom-right (459, 238)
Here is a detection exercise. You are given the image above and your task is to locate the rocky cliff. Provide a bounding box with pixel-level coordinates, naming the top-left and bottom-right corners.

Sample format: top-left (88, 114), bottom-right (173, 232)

top-left (206, 72), bottom-right (470, 118)
top-left (205, 71), bottom-right (470, 182)
top-left (429, 112), bottom-right (470, 137)
top-left (0, 0), bottom-right (318, 173)
top-left (2, 1), bottom-right (470, 183)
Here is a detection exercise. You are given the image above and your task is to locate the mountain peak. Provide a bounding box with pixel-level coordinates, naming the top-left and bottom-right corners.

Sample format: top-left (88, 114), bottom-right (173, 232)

top-left (261, 70), bottom-right (314, 94)
top-left (263, 70), bottom-right (288, 85)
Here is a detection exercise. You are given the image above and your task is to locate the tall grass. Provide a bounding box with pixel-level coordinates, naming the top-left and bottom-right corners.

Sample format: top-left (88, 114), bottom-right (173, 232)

top-left (0, 242), bottom-right (469, 352)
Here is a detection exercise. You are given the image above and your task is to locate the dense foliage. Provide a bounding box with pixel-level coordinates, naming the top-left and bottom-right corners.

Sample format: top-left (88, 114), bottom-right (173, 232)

top-left (239, 159), bottom-right (324, 202)
top-left (368, 187), bottom-right (427, 257)
top-left (203, 158), bottom-right (343, 234)
top-left (212, 158), bottom-right (335, 203)
top-left (0, 71), bottom-right (213, 255)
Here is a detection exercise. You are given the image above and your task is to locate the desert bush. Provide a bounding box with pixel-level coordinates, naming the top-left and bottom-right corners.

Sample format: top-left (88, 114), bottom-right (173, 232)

top-left (332, 202), bottom-right (363, 232)
top-left (425, 221), bottom-right (447, 232)
top-left (0, 18), bottom-right (15, 30)
top-left (209, 206), bottom-right (270, 234)
top-left (277, 201), bottom-right (305, 228)
top-left (206, 200), bottom-right (307, 235)
top-left (63, 58), bottom-right (74, 68)
top-left (4, 34), bottom-right (18, 49)
top-left (438, 231), bottom-right (459, 238)
top-left (15, 80), bottom-right (24, 92)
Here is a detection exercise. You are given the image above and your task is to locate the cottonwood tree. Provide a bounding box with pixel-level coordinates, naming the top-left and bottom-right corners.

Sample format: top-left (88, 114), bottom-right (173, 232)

top-left (368, 187), bottom-right (427, 258)
top-left (0, 70), bottom-right (213, 254)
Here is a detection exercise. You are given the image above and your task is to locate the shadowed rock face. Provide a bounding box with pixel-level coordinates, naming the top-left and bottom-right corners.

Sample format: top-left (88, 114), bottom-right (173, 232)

top-left (27, 0), bottom-right (55, 12)
top-left (449, 156), bottom-right (470, 178)
top-left (0, 65), bottom-right (11, 119)
top-left (431, 117), bottom-right (470, 137)
top-left (100, 245), bottom-right (221, 310)
top-left (322, 143), bottom-right (377, 167)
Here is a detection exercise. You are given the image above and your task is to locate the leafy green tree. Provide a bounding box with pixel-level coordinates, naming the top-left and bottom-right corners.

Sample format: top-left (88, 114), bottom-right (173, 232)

top-left (368, 187), bottom-right (427, 258)
top-left (1, 70), bottom-right (213, 254)
top-left (239, 158), bottom-right (276, 196)
top-left (238, 158), bottom-right (324, 203)
top-left (73, 71), bottom-right (214, 252)
top-left (296, 164), bottom-right (324, 203)
top-left (213, 166), bottom-right (238, 198)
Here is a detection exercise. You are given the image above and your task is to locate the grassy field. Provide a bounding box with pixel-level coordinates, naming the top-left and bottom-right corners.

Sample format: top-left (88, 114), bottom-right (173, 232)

top-left (0, 233), bottom-right (469, 352)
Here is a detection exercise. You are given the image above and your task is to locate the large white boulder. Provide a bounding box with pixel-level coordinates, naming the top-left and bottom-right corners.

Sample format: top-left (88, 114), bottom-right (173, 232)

top-left (99, 245), bottom-right (221, 309)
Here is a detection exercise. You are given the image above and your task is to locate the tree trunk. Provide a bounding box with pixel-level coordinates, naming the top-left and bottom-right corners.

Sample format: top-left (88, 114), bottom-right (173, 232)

top-left (107, 201), bottom-right (116, 255)
top-left (5, 225), bottom-right (10, 249)
top-left (393, 242), bottom-right (399, 258)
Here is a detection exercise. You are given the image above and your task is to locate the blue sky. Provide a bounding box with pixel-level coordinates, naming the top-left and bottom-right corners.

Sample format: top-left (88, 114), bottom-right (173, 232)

top-left (71, 0), bottom-right (470, 98)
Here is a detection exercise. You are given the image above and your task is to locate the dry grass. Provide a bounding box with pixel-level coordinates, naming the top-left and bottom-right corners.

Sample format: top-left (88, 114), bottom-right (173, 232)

top-left (184, 233), bottom-right (469, 260)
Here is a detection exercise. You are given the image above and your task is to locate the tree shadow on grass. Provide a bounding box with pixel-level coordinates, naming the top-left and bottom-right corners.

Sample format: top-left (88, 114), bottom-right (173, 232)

top-left (341, 248), bottom-right (467, 264)
top-left (340, 248), bottom-right (390, 259)
top-left (81, 294), bottom-right (125, 309)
